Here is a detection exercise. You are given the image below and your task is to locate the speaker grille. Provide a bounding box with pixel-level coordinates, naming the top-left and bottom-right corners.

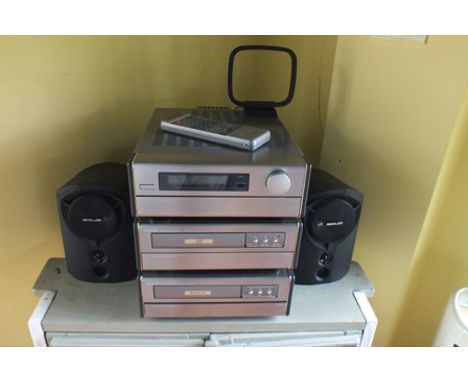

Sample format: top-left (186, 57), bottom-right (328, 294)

top-left (64, 193), bottom-right (123, 242)
top-left (306, 198), bottom-right (358, 244)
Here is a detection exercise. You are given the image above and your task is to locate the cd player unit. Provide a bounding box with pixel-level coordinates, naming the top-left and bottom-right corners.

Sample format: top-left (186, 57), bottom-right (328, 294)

top-left (136, 218), bottom-right (302, 271)
top-left (139, 269), bottom-right (294, 318)
top-left (128, 108), bottom-right (310, 218)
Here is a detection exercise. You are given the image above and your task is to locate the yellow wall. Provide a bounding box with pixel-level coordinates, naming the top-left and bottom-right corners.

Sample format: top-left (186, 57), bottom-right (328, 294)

top-left (321, 36), bottom-right (468, 346)
top-left (260, 36), bottom-right (337, 165)
top-left (0, 35), bottom-right (334, 346)
top-left (391, 89), bottom-right (468, 346)
top-left (227, 35), bottom-right (337, 165)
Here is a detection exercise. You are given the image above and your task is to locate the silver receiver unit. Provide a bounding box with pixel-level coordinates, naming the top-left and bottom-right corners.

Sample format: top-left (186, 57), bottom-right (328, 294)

top-left (129, 108), bottom-right (310, 218)
top-left (140, 269), bottom-right (294, 318)
top-left (136, 218), bottom-right (302, 271)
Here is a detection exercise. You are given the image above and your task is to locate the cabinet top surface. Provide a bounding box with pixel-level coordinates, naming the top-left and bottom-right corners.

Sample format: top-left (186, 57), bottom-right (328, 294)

top-left (132, 108), bottom-right (306, 167)
top-left (34, 258), bottom-right (374, 333)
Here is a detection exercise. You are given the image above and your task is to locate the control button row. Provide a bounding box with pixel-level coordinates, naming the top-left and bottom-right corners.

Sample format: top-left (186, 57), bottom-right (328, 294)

top-left (246, 233), bottom-right (285, 248)
top-left (241, 285), bottom-right (279, 298)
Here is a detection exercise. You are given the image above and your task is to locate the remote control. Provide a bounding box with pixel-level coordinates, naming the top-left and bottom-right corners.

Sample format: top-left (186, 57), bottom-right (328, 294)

top-left (160, 113), bottom-right (271, 151)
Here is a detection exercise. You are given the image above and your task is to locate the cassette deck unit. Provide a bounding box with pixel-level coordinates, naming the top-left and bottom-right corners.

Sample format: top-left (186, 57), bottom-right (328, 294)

top-left (136, 218), bottom-right (302, 271)
top-left (128, 108), bottom-right (310, 218)
top-left (140, 269), bottom-right (294, 318)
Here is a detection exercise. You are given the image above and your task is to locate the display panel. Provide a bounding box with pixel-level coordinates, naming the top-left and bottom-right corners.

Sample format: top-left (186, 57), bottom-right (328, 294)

top-left (159, 173), bottom-right (249, 191)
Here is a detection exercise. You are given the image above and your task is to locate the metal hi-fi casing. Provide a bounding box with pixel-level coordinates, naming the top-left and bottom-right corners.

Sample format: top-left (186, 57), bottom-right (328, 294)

top-left (139, 269), bottom-right (294, 318)
top-left (128, 108), bottom-right (310, 219)
top-left (136, 218), bottom-right (302, 271)
top-left (129, 107), bottom-right (309, 318)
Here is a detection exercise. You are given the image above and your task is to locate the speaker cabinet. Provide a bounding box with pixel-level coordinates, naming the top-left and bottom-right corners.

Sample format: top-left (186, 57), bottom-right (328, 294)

top-left (295, 168), bottom-right (363, 284)
top-left (56, 163), bottom-right (137, 282)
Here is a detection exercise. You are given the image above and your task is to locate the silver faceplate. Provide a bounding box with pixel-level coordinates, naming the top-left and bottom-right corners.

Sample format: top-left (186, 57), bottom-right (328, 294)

top-left (130, 108), bottom-right (309, 218)
top-left (136, 219), bottom-right (302, 271)
top-left (140, 269), bottom-right (294, 318)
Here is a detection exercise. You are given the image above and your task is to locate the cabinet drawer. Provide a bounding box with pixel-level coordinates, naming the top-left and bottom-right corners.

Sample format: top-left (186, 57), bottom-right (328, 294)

top-left (45, 330), bottom-right (362, 347)
top-left (205, 330), bottom-right (363, 347)
top-left (46, 332), bottom-right (208, 347)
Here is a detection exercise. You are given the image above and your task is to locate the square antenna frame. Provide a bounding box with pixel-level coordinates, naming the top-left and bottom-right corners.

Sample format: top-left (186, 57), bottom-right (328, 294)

top-left (227, 45), bottom-right (297, 117)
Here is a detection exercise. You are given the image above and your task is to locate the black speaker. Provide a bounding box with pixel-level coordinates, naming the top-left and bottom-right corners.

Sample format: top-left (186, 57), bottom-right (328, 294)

top-left (56, 162), bottom-right (137, 282)
top-left (295, 168), bottom-right (363, 284)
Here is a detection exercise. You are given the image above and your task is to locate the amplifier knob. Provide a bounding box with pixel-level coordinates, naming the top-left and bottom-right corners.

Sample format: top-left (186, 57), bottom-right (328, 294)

top-left (266, 171), bottom-right (291, 195)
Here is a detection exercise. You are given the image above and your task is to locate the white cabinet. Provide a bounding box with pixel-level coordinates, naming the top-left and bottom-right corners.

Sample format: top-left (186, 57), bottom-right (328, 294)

top-left (29, 258), bottom-right (377, 347)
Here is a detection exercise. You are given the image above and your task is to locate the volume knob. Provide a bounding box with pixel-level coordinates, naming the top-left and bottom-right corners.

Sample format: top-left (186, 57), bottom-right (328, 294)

top-left (266, 171), bottom-right (291, 195)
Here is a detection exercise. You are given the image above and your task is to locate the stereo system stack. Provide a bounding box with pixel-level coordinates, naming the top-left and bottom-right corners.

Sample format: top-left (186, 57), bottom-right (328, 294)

top-left (128, 107), bottom-right (309, 317)
top-left (56, 107), bottom-right (364, 319)
top-left (54, 45), bottom-right (365, 319)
